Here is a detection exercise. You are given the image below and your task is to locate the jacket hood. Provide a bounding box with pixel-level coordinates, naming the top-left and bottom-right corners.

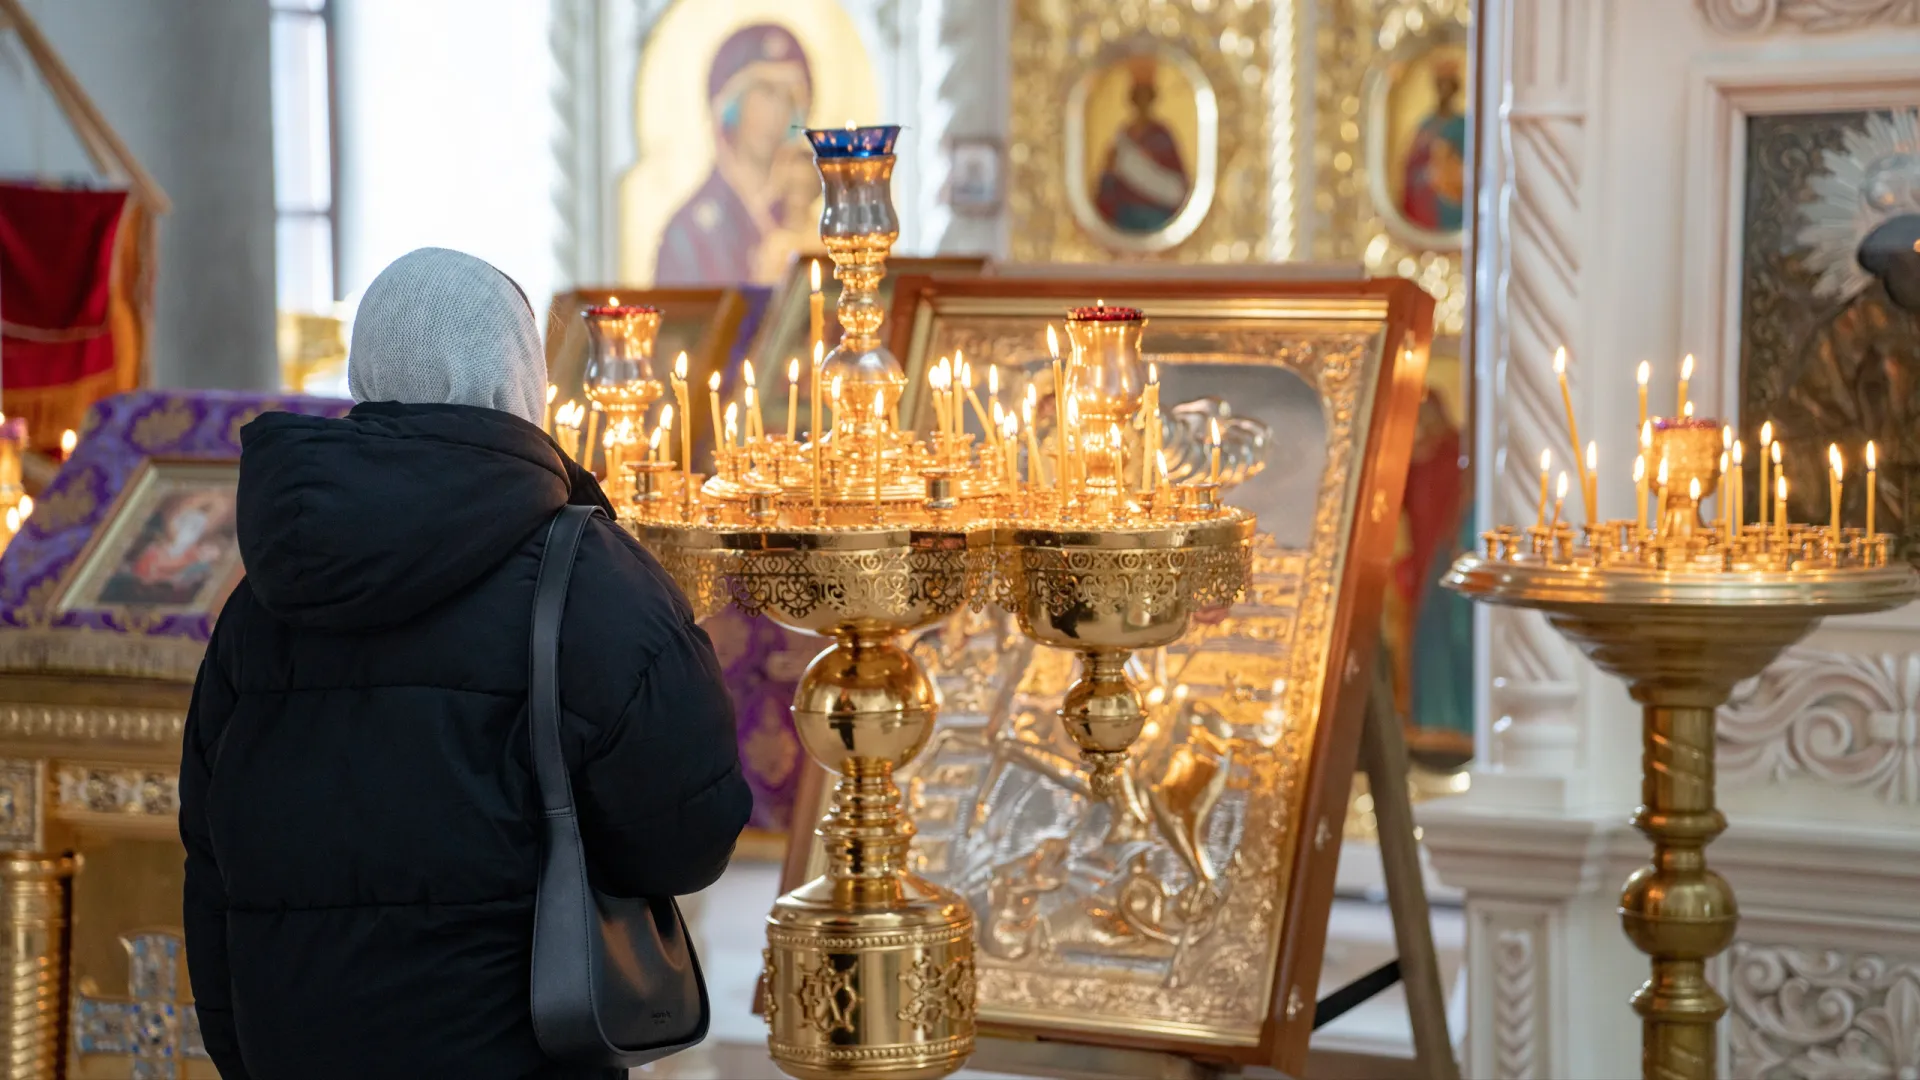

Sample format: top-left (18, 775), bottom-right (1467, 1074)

top-left (237, 402), bottom-right (610, 632)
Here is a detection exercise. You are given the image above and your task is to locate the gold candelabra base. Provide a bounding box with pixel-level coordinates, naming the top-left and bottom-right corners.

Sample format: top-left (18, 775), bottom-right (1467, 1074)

top-left (1446, 554), bottom-right (1915, 1080)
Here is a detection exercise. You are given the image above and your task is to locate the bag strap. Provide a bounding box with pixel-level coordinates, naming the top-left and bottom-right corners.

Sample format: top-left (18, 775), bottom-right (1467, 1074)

top-left (530, 504), bottom-right (599, 817)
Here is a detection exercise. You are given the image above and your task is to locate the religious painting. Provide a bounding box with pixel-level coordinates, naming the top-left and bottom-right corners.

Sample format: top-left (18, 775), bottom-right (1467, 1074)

top-left (542, 287), bottom-right (748, 460)
top-left (1738, 108), bottom-right (1920, 570)
top-left (1065, 43), bottom-right (1218, 253)
top-left (56, 460), bottom-right (241, 620)
top-left (617, 0), bottom-right (880, 287)
top-left (1365, 28), bottom-right (1469, 251)
top-left (1009, 0), bottom-right (1271, 264)
top-left (777, 275), bottom-right (1432, 1074)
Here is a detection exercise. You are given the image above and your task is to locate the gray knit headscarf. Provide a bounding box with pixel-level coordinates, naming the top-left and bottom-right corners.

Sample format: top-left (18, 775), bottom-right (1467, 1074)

top-left (347, 248), bottom-right (545, 426)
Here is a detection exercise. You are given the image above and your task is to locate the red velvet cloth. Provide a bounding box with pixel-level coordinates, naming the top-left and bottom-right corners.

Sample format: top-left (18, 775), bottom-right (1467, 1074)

top-left (0, 183), bottom-right (128, 393)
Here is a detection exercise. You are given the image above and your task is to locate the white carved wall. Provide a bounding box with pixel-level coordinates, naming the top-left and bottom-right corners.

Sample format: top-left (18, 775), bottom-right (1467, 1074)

top-left (1424, 1), bottom-right (1920, 1077)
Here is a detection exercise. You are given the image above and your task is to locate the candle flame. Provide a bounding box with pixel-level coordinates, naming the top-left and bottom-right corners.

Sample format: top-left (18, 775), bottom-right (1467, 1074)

top-left (1778, 474), bottom-right (1788, 500)
top-left (831, 374), bottom-right (843, 400)
top-left (17, 495), bottom-right (31, 519)
top-left (4, 508), bottom-right (16, 535)
top-left (1586, 440), bottom-right (1596, 470)
top-left (1552, 346), bottom-right (1566, 375)
top-left (1633, 455), bottom-right (1645, 482)
top-left (959, 358), bottom-right (972, 387)
top-left (724, 402), bottom-right (737, 428)
top-left (1003, 413), bottom-right (1018, 436)
top-left (1682, 401), bottom-right (1695, 418)
top-left (1148, 362), bottom-right (1159, 385)
top-left (1658, 457), bottom-right (1669, 485)
top-left (546, 383), bottom-right (558, 404)
top-left (59, 429), bottom-right (75, 455)
top-left (1636, 360), bottom-right (1649, 387)
top-left (989, 364), bottom-right (1000, 395)
top-left (872, 389), bottom-right (884, 417)
top-left (742, 364), bottom-right (756, 388)
top-left (707, 372), bottom-right (720, 392)
top-left (1026, 383), bottom-right (1037, 409)
top-left (788, 358), bottom-right (800, 384)
top-left (607, 296), bottom-right (618, 307)
top-left (1689, 477), bottom-right (1701, 501)
top-left (812, 340), bottom-right (824, 367)
top-left (1772, 440), bottom-right (1782, 465)
top-left (659, 403), bottom-right (674, 428)
top-left (1681, 353), bottom-right (1695, 380)
top-left (1539, 448), bottom-right (1551, 472)
top-left (1046, 325), bottom-right (1060, 359)
top-left (810, 259), bottom-right (822, 292)
top-left (1156, 449), bottom-right (1169, 478)
top-left (1640, 421), bottom-right (1652, 449)
top-left (1761, 420), bottom-right (1773, 445)
top-left (674, 352), bottom-right (688, 380)
top-left (1722, 424), bottom-right (1733, 450)
top-left (1209, 418), bottom-right (1221, 448)
top-left (744, 385), bottom-right (756, 407)
top-left (1720, 451), bottom-right (1729, 475)
top-left (1022, 395), bottom-right (1034, 421)
top-left (1733, 439), bottom-right (1743, 465)
top-left (1830, 443), bottom-right (1843, 479)
top-left (1556, 471), bottom-right (1570, 499)
top-left (649, 426), bottom-right (663, 450)
top-left (1868, 441), bottom-right (1878, 470)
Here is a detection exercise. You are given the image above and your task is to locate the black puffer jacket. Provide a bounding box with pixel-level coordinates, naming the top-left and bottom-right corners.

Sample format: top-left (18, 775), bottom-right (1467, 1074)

top-left (180, 402), bottom-right (750, 1080)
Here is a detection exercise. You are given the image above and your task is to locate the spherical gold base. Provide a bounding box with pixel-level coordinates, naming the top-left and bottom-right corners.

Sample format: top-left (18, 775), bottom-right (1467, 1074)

top-left (1058, 649), bottom-right (1145, 796)
top-left (764, 874), bottom-right (976, 1080)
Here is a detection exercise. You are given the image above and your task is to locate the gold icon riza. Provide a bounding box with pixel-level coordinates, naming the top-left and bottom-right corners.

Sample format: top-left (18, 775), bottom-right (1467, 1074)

top-left (1446, 350), bottom-right (1918, 1080)
top-left (600, 125), bottom-right (1253, 1079)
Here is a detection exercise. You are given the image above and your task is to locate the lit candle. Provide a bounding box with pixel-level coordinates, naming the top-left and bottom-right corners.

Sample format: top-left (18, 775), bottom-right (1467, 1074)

top-left (742, 364), bottom-right (761, 442)
top-left (1770, 439), bottom-right (1783, 534)
top-left (1551, 471), bottom-right (1570, 530)
top-left (1636, 361), bottom-right (1649, 434)
top-left (809, 259), bottom-right (825, 358)
top-left (929, 359), bottom-right (949, 438)
top-left (830, 374), bottom-right (843, 438)
top-left (1678, 353), bottom-right (1694, 417)
top-left (1728, 447), bottom-right (1743, 538)
top-left (1049, 327), bottom-right (1067, 514)
top-left (1682, 401), bottom-right (1695, 419)
top-left (1584, 440), bottom-right (1598, 524)
top-left (673, 354), bottom-right (692, 483)
top-left (1829, 443), bottom-right (1844, 549)
top-left (1758, 421), bottom-right (1774, 530)
top-left (648, 425), bottom-right (664, 467)
top-left (723, 403), bottom-right (739, 472)
top-left (1732, 440), bottom-right (1745, 533)
top-left (1142, 362), bottom-right (1161, 495)
top-left (1657, 457), bottom-right (1670, 539)
top-left (706, 372), bottom-right (724, 463)
top-left (59, 429), bottom-right (76, 459)
top-left (811, 340), bottom-right (824, 514)
top-left (1634, 454), bottom-right (1648, 532)
top-left (960, 354), bottom-right (994, 443)
top-left (1775, 474), bottom-right (1788, 547)
top-left (1689, 477), bottom-right (1702, 532)
top-left (1535, 449), bottom-right (1552, 529)
top-left (581, 405), bottom-right (600, 464)
top-left (1867, 440), bottom-right (1879, 537)
top-left (1553, 347), bottom-right (1588, 507)
top-left (786, 358), bottom-right (800, 441)
top-left (1002, 414), bottom-right (1020, 492)
top-left (1209, 417), bottom-right (1222, 486)
top-left (545, 383), bottom-right (559, 435)
top-left (656, 403), bottom-right (674, 465)
top-left (871, 389), bottom-right (885, 519)
top-left (1156, 449), bottom-right (1170, 494)
top-left (1024, 391), bottom-right (1044, 489)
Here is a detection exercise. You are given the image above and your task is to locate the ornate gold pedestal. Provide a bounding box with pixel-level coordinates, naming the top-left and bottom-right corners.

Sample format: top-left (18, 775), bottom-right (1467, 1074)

top-left (0, 854), bottom-right (75, 1080)
top-left (1445, 556), bottom-right (1917, 1080)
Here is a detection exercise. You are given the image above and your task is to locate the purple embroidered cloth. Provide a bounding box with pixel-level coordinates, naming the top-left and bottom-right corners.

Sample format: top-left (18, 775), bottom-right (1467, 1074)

top-left (0, 390), bottom-right (349, 641)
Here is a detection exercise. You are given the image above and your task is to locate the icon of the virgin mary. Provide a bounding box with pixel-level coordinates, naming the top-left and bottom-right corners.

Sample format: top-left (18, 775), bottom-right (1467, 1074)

top-left (653, 23), bottom-right (819, 286)
top-left (1399, 58), bottom-right (1467, 234)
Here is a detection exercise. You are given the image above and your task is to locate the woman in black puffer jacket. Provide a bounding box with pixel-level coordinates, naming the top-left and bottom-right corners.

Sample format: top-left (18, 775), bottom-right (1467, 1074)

top-left (179, 248), bottom-right (749, 1080)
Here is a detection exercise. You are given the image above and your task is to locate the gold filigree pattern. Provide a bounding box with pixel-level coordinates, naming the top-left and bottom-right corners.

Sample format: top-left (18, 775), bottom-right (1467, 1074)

top-left (897, 951), bottom-right (977, 1034)
top-left (129, 400), bottom-right (195, 452)
top-left (794, 953), bottom-right (859, 1037)
top-left (0, 703), bottom-right (186, 748)
top-left (1008, 0), bottom-right (1273, 263)
top-left (1314, 0), bottom-right (1471, 335)
top-left (997, 539), bottom-right (1253, 620)
top-left (53, 765), bottom-right (178, 816)
top-left (722, 546), bottom-right (975, 624)
top-left (760, 948), bottom-right (778, 1027)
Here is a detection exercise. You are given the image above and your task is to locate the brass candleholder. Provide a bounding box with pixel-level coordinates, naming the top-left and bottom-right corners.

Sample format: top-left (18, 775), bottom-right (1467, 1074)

top-left (624, 128), bottom-right (1253, 1080)
top-left (1448, 412), bottom-right (1917, 1080)
top-left (581, 302), bottom-right (665, 505)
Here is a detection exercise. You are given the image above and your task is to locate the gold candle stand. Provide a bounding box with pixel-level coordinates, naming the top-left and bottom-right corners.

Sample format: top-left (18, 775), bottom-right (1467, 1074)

top-left (1447, 544), bottom-right (1915, 1079)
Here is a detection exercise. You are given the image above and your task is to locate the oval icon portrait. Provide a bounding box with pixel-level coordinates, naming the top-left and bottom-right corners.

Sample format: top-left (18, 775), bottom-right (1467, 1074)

top-left (1365, 29), bottom-right (1469, 251)
top-left (1065, 42), bottom-right (1218, 253)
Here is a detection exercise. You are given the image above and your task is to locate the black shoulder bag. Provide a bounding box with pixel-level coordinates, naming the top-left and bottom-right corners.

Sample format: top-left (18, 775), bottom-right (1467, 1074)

top-left (527, 504), bottom-right (710, 1067)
